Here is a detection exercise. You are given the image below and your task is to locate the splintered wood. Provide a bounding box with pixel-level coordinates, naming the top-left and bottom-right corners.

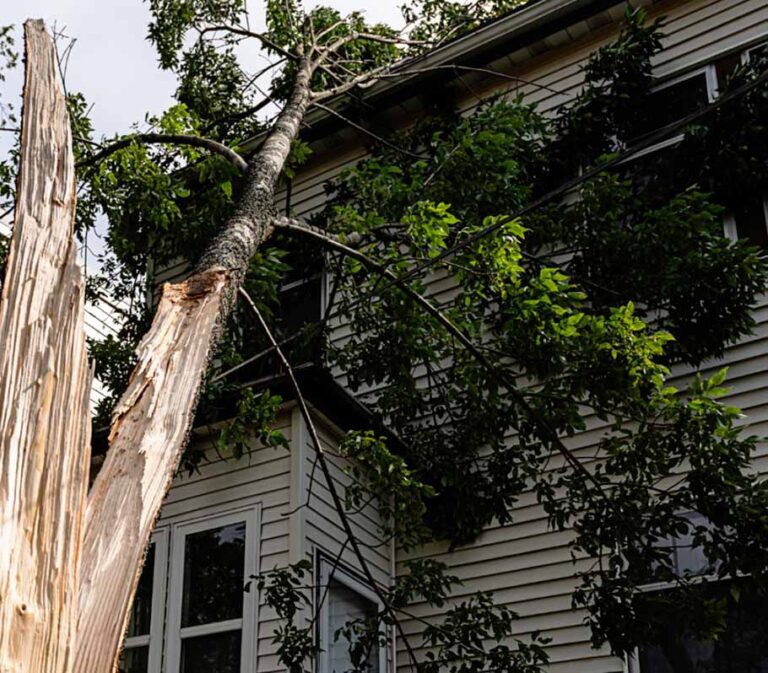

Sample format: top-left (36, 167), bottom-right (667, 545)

top-left (0, 19), bottom-right (91, 673)
top-left (0, 19), bottom-right (230, 673)
top-left (75, 269), bottom-right (227, 673)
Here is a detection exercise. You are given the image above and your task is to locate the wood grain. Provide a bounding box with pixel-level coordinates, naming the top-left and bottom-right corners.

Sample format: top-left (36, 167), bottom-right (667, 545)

top-left (0, 19), bottom-right (91, 673)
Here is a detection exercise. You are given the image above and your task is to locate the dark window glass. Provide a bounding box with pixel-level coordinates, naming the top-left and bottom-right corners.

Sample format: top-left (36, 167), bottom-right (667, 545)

top-left (277, 277), bottom-right (322, 335)
top-left (750, 44), bottom-right (767, 61)
top-left (734, 196), bottom-right (768, 249)
top-left (181, 631), bottom-right (242, 673)
top-left (639, 73), bottom-right (710, 137)
top-left (638, 585), bottom-right (768, 672)
top-left (126, 543), bottom-right (155, 637)
top-left (181, 522), bottom-right (246, 627)
top-left (118, 646), bottom-right (149, 673)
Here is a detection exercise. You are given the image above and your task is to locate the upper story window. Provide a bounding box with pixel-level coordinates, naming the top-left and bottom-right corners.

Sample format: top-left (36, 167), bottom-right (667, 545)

top-left (629, 513), bottom-right (768, 673)
top-left (630, 66), bottom-right (717, 159)
top-left (318, 557), bottom-right (385, 673)
top-left (120, 505), bottom-right (259, 673)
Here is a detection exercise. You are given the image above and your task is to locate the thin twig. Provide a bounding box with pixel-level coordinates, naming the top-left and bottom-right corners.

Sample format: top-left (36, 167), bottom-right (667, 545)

top-left (237, 287), bottom-right (421, 672)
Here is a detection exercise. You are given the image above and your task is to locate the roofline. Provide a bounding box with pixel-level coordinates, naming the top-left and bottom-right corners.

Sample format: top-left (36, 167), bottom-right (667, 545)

top-left (243, 0), bottom-right (612, 152)
top-left (350, 0), bottom-right (605, 102)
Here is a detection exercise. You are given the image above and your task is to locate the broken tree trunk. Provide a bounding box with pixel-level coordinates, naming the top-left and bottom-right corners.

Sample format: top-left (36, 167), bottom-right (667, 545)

top-left (74, 53), bottom-right (313, 673)
top-left (0, 19), bottom-right (91, 673)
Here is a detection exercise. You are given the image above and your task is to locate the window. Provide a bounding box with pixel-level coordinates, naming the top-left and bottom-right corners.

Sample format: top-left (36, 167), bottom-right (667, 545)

top-left (318, 558), bottom-right (385, 673)
top-left (166, 508), bottom-right (259, 673)
top-left (724, 195), bottom-right (768, 249)
top-left (119, 529), bottom-right (168, 673)
top-left (629, 66), bottom-right (717, 159)
top-left (631, 584), bottom-right (768, 673)
top-left (122, 506), bottom-right (259, 673)
top-left (629, 514), bottom-right (768, 672)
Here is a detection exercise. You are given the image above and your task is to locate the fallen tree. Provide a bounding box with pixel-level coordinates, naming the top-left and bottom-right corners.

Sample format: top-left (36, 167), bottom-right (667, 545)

top-left (2, 5), bottom-right (768, 672)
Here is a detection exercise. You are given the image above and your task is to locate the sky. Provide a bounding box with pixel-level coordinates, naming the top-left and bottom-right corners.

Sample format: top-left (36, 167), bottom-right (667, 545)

top-left (0, 0), bottom-right (404, 259)
top-left (1, 0), bottom-right (403, 145)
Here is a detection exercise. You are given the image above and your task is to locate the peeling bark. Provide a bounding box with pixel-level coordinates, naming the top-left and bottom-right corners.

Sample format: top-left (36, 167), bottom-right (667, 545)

top-left (0, 19), bottom-right (91, 673)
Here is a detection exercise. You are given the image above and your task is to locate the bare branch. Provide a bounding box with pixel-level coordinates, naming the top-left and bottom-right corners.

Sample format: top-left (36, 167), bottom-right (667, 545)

top-left (237, 287), bottom-right (421, 671)
top-left (312, 102), bottom-right (422, 159)
top-left (198, 24), bottom-right (299, 63)
top-left (75, 133), bottom-right (248, 172)
top-left (309, 60), bottom-right (396, 101)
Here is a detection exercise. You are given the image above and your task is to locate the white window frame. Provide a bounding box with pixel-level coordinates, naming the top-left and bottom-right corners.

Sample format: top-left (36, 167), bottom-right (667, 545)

top-left (742, 40), bottom-right (768, 65)
top-left (122, 527), bottom-right (169, 673)
top-left (317, 556), bottom-right (386, 673)
top-left (723, 194), bottom-right (768, 242)
top-left (165, 505), bottom-right (260, 673)
top-left (628, 65), bottom-right (718, 162)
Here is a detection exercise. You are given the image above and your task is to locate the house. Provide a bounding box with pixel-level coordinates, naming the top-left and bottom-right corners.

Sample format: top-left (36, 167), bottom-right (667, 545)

top-left (127, 1), bottom-right (768, 672)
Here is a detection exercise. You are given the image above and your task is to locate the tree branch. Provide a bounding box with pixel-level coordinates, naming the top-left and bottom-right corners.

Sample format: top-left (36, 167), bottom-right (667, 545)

top-left (198, 24), bottom-right (299, 63)
top-left (271, 216), bottom-right (603, 490)
top-left (75, 133), bottom-right (248, 172)
top-left (237, 287), bottom-right (421, 672)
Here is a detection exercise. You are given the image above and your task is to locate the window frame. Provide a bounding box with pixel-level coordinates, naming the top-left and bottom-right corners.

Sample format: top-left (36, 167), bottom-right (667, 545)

top-left (742, 40), bottom-right (767, 65)
top-left (317, 555), bottom-right (386, 673)
top-left (164, 505), bottom-right (261, 673)
top-left (122, 527), bottom-right (170, 673)
top-left (724, 43), bottom-right (768, 245)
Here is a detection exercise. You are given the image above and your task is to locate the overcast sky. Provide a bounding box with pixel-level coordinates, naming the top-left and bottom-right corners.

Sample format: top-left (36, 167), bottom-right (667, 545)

top-left (2, 0), bottom-right (403, 142)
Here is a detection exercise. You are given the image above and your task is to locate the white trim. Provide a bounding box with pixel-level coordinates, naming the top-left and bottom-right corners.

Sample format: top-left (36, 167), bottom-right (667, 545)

top-left (165, 504), bottom-right (260, 673)
top-left (289, 406), bottom-right (308, 566)
top-left (123, 527), bottom-right (169, 673)
top-left (317, 556), bottom-right (386, 673)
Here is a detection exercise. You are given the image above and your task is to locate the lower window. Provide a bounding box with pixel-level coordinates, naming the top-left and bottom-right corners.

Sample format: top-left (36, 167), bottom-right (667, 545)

top-left (318, 557), bottom-right (385, 673)
top-left (120, 505), bottom-right (259, 673)
top-left (635, 583), bottom-right (768, 673)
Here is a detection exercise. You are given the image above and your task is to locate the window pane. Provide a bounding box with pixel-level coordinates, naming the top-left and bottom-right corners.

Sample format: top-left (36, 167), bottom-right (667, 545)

top-left (127, 543), bottom-right (155, 637)
top-left (734, 195), bottom-right (768, 249)
top-left (328, 579), bottom-right (379, 673)
top-left (638, 74), bottom-right (709, 137)
top-left (181, 630), bottom-right (241, 673)
top-left (118, 646), bottom-right (149, 673)
top-left (181, 522), bottom-right (246, 627)
top-left (638, 585), bottom-right (768, 672)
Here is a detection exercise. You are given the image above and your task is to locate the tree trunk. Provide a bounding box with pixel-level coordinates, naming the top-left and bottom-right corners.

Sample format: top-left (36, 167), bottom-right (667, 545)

top-left (0, 19), bottom-right (91, 673)
top-left (74, 58), bottom-right (314, 672)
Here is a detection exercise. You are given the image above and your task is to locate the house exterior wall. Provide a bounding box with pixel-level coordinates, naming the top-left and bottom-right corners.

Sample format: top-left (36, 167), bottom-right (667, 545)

top-left (271, 1), bottom-right (768, 672)
top-left (143, 0), bottom-right (768, 670)
top-left (142, 405), bottom-right (393, 673)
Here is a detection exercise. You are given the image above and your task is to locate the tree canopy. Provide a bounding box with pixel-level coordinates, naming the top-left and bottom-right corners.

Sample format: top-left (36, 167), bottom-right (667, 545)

top-left (2, 2), bottom-right (768, 672)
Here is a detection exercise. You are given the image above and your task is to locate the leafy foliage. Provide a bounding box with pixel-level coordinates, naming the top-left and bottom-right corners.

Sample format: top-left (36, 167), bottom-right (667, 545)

top-left (318, 5), bottom-right (768, 661)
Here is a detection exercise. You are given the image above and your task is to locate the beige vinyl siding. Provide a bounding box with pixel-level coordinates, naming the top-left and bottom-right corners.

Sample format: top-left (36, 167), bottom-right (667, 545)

top-left (274, 1), bottom-right (768, 671)
top-left (156, 411), bottom-right (293, 673)
top-left (301, 412), bottom-right (392, 587)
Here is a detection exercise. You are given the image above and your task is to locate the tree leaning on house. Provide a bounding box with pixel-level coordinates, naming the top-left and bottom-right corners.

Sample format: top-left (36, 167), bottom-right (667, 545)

top-left (2, 2), bottom-right (768, 672)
